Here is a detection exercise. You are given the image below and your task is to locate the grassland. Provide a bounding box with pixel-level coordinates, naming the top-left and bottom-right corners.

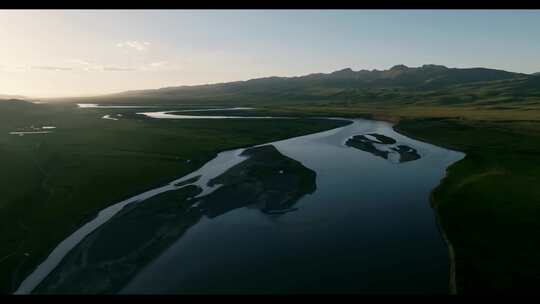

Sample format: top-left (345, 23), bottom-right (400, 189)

top-left (246, 102), bottom-right (540, 294)
top-left (80, 98), bottom-right (540, 293)
top-left (3, 78), bottom-right (540, 294)
top-left (395, 118), bottom-right (540, 294)
top-left (0, 101), bottom-right (349, 294)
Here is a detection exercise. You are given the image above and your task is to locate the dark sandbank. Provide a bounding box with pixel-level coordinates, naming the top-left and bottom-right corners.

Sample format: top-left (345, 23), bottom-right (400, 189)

top-left (346, 133), bottom-right (421, 163)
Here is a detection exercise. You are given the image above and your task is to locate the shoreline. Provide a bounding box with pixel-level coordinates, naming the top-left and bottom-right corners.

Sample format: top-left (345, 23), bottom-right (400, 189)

top-left (430, 179), bottom-right (458, 295)
top-left (11, 117), bottom-right (351, 294)
top-left (393, 123), bottom-right (464, 295)
top-left (391, 123), bottom-right (465, 154)
top-left (13, 115), bottom-right (458, 294)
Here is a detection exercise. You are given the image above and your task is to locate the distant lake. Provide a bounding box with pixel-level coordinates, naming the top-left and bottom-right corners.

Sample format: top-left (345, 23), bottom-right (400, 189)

top-left (18, 118), bottom-right (464, 294)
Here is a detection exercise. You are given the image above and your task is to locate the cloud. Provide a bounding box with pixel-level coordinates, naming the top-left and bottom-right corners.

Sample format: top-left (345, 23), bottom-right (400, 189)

top-left (23, 58), bottom-right (170, 74)
top-left (66, 60), bottom-right (135, 72)
top-left (67, 59), bottom-right (92, 66)
top-left (116, 41), bottom-right (151, 52)
top-left (32, 66), bottom-right (73, 71)
top-left (103, 67), bottom-right (137, 72)
top-left (149, 61), bottom-right (167, 67)
top-left (68, 59), bottom-right (122, 72)
top-left (132, 60), bottom-right (179, 72)
top-left (0, 65), bottom-right (30, 72)
top-left (66, 59), bottom-right (102, 71)
top-left (139, 61), bottom-right (169, 71)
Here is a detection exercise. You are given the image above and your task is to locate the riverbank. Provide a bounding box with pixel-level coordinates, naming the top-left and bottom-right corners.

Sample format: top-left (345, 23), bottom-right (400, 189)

top-left (394, 117), bottom-right (540, 294)
top-left (26, 117), bottom-right (458, 294)
top-left (5, 100), bottom-right (540, 294)
top-left (25, 144), bottom-right (319, 294)
top-left (252, 104), bottom-right (540, 293)
top-left (101, 105), bottom-right (540, 293)
top-left (0, 102), bottom-right (350, 294)
top-left (118, 106), bottom-right (540, 293)
top-left (391, 123), bottom-right (460, 295)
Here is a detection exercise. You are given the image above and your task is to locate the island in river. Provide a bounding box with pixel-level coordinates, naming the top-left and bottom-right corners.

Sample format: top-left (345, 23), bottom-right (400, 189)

top-left (5, 96), bottom-right (540, 294)
top-left (0, 101), bottom-right (349, 294)
top-left (32, 145), bottom-right (317, 294)
top-left (13, 108), bottom-right (463, 294)
top-left (345, 133), bottom-right (421, 163)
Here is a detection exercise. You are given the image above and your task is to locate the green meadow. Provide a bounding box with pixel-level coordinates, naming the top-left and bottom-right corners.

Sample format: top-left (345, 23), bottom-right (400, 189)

top-left (3, 70), bottom-right (540, 294)
top-left (0, 101), bottom-right (348, 293)
top-left (256, 103), bottom-right (540, 294)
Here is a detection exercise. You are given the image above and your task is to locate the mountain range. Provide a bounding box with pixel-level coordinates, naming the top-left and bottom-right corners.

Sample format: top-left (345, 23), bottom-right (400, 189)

top-left (45, 64), bottom-right (540, 106)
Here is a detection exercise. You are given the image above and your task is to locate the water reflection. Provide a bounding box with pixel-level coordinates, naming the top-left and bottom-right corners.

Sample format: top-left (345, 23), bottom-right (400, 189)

top-left (20, 118), bottom-right (465, 295)
top-left (346, 133), bottom-right (421, 163)
top-left (34, 145), bottom-right (316, 294)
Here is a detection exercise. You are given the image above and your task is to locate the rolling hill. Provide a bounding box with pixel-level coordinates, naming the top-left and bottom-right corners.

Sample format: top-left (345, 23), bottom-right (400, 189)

top-left (47, 64), bottom-right (536, 107)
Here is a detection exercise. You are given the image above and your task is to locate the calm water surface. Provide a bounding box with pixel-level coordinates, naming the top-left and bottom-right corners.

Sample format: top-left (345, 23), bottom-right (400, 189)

top-left (17, 118), bottom-right (464, 294)
top-left (122, 119), bottom-right (463, 294)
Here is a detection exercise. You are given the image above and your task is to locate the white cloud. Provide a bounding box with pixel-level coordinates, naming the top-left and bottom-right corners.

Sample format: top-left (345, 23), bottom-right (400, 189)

top-left (116, 41), bottom-right (151, 52)
top-left (66, 60), bottom-right (135, 72)
top-left (67, 59), bottom-right (91, 66)
top-left (103, 67), bottom-right (137, 72)
top-left (31, 66), bottom-right (73, 71)
top-left (66, 59), bottom-right (103, 71)
top-left (149, 61), bottom-right (166, 67)
top-left (15, 57), bottom-right (173, 74)
top-left (0, 65), bottom-right (35, 72)
top-left (66, 59), bottom-right (105, 72)
top-left (14, 66), bottom-right (30, 72)
top-left (138, 61), bottom-right (179, 72)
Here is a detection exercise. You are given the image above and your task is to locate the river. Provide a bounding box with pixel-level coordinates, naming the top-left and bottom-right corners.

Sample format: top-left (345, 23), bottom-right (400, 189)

top-left (15, 114), bottom-right (464, 294)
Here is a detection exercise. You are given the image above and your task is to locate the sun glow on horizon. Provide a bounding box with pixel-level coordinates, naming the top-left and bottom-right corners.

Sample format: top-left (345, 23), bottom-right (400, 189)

top-left (1, 10), bottom-right (540, 98)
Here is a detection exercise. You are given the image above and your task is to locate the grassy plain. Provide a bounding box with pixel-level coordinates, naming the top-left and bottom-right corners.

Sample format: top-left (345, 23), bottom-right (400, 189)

top-left (395, 118), bottom-right (540, 294)
top-left (115, 99), bottom-right (540, 293)
top-left (252, 102), bottom-right (540, 294)
top-left (0, 101), bottom-right (348, 293)
top-left (3, 86), bottom-right (540, 294)
top-left (27, 71), bottom-right (540, 294)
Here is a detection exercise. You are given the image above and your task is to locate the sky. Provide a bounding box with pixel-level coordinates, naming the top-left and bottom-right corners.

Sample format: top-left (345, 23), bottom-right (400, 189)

top-left (1, 10), bottom-right (540, 98)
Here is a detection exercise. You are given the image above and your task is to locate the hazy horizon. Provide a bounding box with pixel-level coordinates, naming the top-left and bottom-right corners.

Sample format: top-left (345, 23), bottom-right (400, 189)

top-left (2, 10), bottom-right (540, 98)
top-left (6, 62), bottom-right (532, 100)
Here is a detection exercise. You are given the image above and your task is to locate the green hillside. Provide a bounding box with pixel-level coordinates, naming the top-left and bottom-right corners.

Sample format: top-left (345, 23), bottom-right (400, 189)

top-left (46, 65), bottom-right (532, 106)
top-left (4, 65), bottom-right (540, 294)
